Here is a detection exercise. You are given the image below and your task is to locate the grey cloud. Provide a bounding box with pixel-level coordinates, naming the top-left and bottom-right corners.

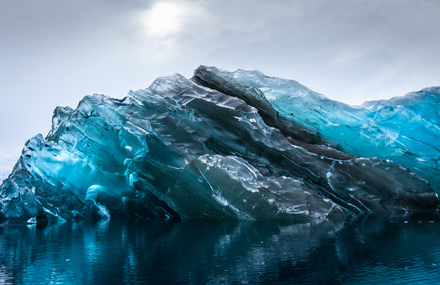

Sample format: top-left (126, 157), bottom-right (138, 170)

top-left (0, 0), bottom-right (439, 156)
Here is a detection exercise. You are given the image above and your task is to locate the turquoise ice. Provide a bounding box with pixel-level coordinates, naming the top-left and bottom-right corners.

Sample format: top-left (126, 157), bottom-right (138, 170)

top-left (1, 66), bottom-right (439, 223)
top-left (194, 66), bottom-right (440, 192)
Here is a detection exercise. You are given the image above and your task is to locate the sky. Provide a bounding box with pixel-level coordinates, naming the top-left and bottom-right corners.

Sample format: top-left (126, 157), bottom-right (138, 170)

top-left (1, 0), bottom-right (439, 165)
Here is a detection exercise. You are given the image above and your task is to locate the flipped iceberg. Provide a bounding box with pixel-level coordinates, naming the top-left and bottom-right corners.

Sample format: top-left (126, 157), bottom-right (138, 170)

top-left (0, 66), bottom-right (439, 223)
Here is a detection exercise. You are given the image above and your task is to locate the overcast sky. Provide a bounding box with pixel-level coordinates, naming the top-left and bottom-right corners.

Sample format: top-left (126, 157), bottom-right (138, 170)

top-left (1, 0), bottom-right (439, 160)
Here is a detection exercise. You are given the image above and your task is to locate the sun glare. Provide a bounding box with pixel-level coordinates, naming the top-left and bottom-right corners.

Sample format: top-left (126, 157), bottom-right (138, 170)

top-left (143, 2), bottom-right (185, 37)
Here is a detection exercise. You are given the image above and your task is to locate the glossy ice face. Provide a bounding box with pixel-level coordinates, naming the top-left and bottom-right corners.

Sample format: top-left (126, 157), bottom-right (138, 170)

top-left (1, 66), bottom-right (439, 223)
top-left (194, 66), bottom-right (440, 192)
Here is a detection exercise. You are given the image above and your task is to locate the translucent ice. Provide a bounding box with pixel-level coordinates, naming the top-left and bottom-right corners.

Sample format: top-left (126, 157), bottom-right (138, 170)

top-left (194, 66), bottom-right (440, 192)
top-left (1, 66), bottom-right (439, 223)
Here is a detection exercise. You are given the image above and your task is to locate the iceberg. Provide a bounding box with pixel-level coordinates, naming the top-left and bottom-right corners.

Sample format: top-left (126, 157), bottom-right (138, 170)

top-left (1, 66), bottom-right (439, 223)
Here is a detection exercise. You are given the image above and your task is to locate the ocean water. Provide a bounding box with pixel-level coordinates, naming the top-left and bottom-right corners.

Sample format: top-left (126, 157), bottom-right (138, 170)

top-left (1, 215), bottom-right (440, 284)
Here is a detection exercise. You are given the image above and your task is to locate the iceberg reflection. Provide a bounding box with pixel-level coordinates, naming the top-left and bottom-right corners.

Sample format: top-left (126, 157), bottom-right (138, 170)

top-left (1, 215), bottom-right (440, 284)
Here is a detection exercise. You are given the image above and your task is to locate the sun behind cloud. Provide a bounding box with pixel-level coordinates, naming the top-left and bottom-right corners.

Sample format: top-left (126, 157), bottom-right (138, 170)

top-left (142, 2), bottom-right (187, 37)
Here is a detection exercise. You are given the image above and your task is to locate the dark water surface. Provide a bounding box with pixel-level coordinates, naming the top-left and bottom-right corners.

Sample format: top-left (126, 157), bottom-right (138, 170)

top-left (1, 215), bottom-right (440, 284)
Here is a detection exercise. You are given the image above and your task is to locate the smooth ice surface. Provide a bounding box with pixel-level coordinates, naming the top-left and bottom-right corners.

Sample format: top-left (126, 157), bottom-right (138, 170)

top-left (1, 66), bottom-right (439, 223)
top-left (194, 66), bottom-right (440, 192)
